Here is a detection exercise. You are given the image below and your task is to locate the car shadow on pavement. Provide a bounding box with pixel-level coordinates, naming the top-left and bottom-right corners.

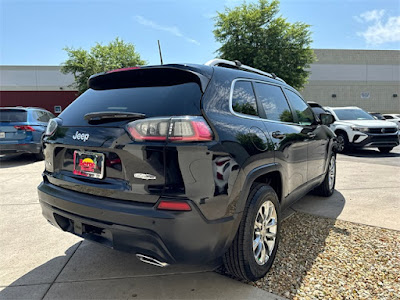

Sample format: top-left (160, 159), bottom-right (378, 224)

top-left (344, 148), bottom-right (400, 158)
top-left (0, 240), bottom-right (228, 300)
top-left (220, 190), bottom-right (346, 299)
top-left (0, 243), bottom-right (81, 300)
top-left (0, 154), bottom-right (40, 168)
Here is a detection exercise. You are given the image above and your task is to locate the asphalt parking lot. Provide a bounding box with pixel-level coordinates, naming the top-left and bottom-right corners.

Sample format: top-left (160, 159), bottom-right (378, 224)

top-left (0, 147), bottom-right (399, 299)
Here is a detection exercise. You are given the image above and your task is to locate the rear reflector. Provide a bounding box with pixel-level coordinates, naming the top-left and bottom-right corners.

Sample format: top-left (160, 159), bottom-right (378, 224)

top-left (14, 125), bottom-right (35, 131)
top-left (126, 116), bottom-right (213, 142)
top-left (157, 201), bottom-right (192, 211)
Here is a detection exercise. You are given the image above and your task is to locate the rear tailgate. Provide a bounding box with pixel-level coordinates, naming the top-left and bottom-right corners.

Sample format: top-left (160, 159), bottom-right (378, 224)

top-left (0, 110), bottom-right (29, 141)
top-left (44, 66), bottom-right (212, 204)
top-left (45, 126), bottom-right (165, 203)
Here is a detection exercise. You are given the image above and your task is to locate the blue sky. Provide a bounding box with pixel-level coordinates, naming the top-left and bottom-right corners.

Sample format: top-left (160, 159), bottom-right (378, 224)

top-left (0, 0), bottom-right (399, 66)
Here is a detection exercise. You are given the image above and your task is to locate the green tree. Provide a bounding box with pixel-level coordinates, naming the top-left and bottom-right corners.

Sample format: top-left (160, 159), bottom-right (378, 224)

top-left (61, 37), bottom-right (146, 94)
top-left (213, 0), bottom-right (315, 89)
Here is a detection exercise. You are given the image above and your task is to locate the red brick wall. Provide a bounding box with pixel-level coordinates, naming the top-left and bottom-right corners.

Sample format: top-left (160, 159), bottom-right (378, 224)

top-left (0, 91), bottom-right (78, 115)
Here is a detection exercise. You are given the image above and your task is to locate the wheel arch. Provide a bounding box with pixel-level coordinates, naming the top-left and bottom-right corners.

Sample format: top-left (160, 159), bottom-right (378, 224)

top-left (236, 163), bottom-right (283, 214)
top-left (334, 128), bottom-right (348, 138)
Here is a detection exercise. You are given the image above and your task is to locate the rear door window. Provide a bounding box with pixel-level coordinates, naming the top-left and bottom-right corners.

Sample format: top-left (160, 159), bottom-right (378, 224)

top-left (231, 81), bottom-right (258, 117)
top-left (253, 82), bottom-right (293, 123)
top-left (284, 89), bottom-right (315, 125)
top-left (34, 110), bottom-right (51, 123)
top-left (0, 110), bottom-right (27, 122)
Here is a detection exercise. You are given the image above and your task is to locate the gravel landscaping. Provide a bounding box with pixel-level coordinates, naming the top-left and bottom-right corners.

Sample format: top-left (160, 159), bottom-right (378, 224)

top-left (256, 212), bottom-right (400, 299)
top-left (221, 212), bottom-right (400, 299)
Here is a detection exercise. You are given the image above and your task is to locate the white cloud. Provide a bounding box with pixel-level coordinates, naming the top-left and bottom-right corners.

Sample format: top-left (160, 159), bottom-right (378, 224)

top-left (355, 10), bottom-right (400, 46)
top-left (134, 15), bottom-right (200, 46)
top-left (360, 9), bottom-right (385, 22)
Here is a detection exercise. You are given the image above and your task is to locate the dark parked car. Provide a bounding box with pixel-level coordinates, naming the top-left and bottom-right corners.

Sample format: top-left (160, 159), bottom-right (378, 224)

top-left (38, 59), bottom-right (336, 281)
top-left (307, 101), bottom-right (329, 118)
top-left (369, 112), bottom-right (385, 120)
top-left (0, 107), bottom-right (55, 159)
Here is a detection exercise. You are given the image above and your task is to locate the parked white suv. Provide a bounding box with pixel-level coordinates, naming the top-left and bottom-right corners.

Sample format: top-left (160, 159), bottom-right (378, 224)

top-left (382, 114), bottom-right (400, 127)
top-left (324, 106), bottom-right (399, 153)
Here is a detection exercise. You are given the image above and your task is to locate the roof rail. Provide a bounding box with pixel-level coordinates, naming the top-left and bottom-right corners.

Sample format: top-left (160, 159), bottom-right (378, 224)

top-left (204, 59), bottom-right (286, 83)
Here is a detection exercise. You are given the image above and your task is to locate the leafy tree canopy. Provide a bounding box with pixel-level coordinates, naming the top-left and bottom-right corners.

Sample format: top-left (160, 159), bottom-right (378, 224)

top-left (214, 0), bottom-right (315, 89)
top-left (61, 37), bottom-right (146, 94)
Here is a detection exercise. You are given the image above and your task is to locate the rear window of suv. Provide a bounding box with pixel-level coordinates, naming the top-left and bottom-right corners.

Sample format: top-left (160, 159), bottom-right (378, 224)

top-left (232, 81), bottom-right (258, 117)
top-left (0, 109), bottom-right (27, 122)
top-left (60, 82), bottom-right (202, 126)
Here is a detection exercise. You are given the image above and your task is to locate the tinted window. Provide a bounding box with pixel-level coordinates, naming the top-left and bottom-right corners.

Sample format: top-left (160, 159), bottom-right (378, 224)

top-left (232, 81), bottom-right (258, 116)
top-left (0, 110), bottom-right (27, 122)
top-left (285, 89), bottom-right (315, 125)
top-left (254, 82), bottom-right (293, 122)
top-left (384, 115), bottom-right (393, 119)
top-left (333, 108), bottom-right (374, 121)
top-left (60, 82), bottom-right (202, 126)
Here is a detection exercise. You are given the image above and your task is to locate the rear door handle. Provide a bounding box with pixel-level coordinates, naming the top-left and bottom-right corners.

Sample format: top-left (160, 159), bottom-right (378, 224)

top-left (271, 131), bottom-right (286, 139)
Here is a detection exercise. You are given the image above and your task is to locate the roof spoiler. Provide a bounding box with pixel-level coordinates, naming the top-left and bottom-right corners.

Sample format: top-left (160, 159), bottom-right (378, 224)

top-left (88, 66), bottom-right (211, 93)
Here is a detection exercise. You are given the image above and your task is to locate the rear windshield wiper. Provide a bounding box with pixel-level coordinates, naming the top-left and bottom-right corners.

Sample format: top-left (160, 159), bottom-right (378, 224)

top-left (84, 111), bottom-right (146, 123)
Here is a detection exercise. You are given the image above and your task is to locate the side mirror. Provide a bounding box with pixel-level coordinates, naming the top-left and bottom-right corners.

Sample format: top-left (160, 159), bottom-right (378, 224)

top-left (320, 113), bottom-right (334, 125)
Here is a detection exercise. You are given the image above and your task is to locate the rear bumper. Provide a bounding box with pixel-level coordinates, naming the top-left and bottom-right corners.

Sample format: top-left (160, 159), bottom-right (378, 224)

top-left (352, 134), bottom-right (399, 148)
top-left (0, 142), bottom-right (41, 154)
top-left (37, 181), bottom-right (240, 264)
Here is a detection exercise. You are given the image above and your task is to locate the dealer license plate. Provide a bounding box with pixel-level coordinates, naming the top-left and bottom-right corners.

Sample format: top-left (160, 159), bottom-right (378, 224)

top-left (73, 150), bottom-right (105, 179)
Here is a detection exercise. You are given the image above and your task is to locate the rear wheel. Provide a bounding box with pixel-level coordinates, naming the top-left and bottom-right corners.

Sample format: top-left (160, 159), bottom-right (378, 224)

top-left (378, 147), bottom-right (393, 153)
top-left (335, 132), bottom-right (349, 153)
top-left (34, 149), bottom-right (44, 160)
top-left (223, 184), bottom-right (280, 281)
top-left (34, 136), bottom-right (45, 160)
top-left (314, 154), bottom-right (336, 197)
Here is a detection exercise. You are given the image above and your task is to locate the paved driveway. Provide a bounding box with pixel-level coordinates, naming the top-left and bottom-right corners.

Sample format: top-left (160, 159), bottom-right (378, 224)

top-left (0, 155), bottom-right (281, 300)
top-left (293, 147), bottom-right (400, 231)
top-left (0, 146), bottom-right (399, 299)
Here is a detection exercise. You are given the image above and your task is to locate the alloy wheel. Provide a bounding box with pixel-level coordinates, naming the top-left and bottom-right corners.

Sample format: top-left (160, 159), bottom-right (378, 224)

top-left (336, 136), bottom-right (345, 152)
top-left (328, 155), bottom-right (336, 191)
top-left (253, 200), bottom-right (277, 265)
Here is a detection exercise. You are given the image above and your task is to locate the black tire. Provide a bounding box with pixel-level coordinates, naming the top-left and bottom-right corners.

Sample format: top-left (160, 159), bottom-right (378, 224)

top-left (34, 137), bottom-right (45, 160)
top-left (314, 154), bottom-right (336, 197)
top-left (34, 150), bottom-right (44, 160)
top-left (378, 147), bottom-right (393, 153)
top-left (223, 184), bottom-right (281, 281)
top-left (335, 132), bottom-right (349, 153)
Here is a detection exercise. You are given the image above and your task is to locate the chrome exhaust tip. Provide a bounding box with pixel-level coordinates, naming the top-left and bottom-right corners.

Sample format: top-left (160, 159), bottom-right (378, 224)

top-left (136, 254), bottom-right (169, 268)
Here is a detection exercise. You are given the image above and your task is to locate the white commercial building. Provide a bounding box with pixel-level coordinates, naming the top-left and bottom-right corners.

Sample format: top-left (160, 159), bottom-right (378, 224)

top-left (1, 49), bottom-right (399, 114)
top-left (301, 49), bottom-right (400, 113)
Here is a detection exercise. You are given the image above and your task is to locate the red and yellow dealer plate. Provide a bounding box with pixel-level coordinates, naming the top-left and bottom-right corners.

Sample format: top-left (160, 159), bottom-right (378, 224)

top-left (73, 150), bottom-right (105, 179)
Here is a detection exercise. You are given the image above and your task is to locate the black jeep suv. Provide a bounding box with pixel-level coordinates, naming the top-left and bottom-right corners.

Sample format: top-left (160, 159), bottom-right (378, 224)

top-left (38, 59), bottom-right (336, 281)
